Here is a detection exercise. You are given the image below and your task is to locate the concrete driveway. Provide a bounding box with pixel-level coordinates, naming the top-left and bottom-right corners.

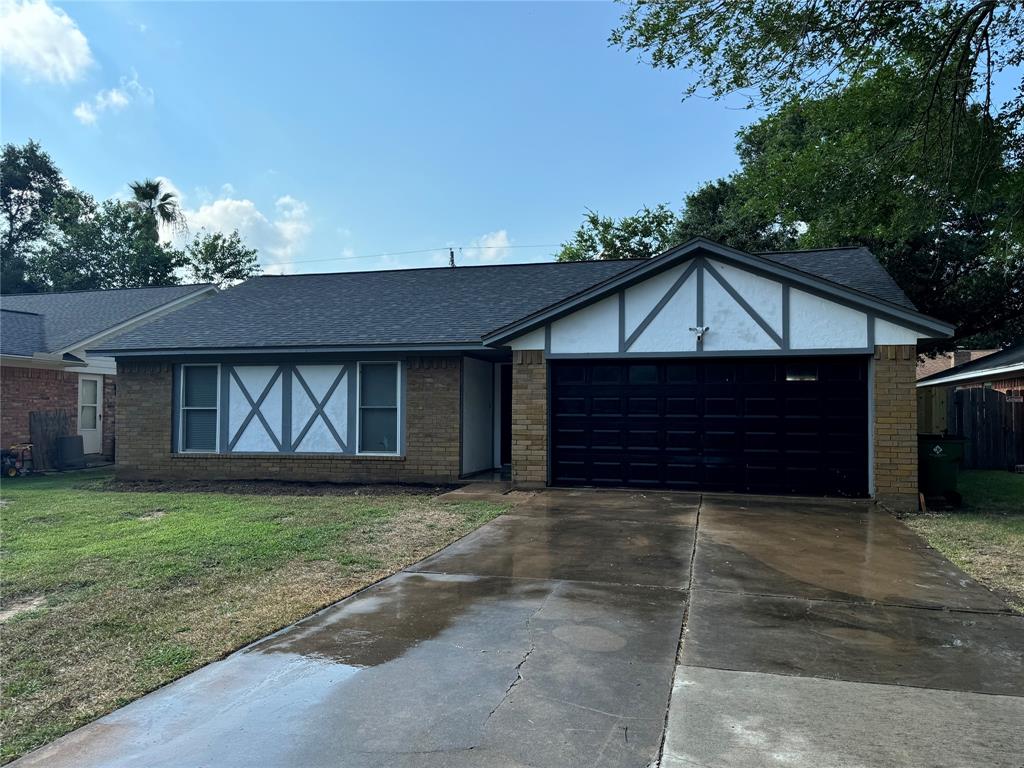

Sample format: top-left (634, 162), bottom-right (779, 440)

top-left (15, 491), bottom-right (1024, 768)
top-left (663, 494), bottom-right (1024, 768)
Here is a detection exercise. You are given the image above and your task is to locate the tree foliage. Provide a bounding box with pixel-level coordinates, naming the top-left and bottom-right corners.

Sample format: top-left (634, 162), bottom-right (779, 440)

top-left (612, 0), bottom-right (1024, 163)
top-left (1, 140), bottom-right (68, 292)
top-left (1, 140), bottom-right (262, 294)
top-left (557, 66), bottom-right (1023, 347)
top-left (182, 230), bottom-right (260, 287)
top-left (129, 178), bottom-right (186, 244)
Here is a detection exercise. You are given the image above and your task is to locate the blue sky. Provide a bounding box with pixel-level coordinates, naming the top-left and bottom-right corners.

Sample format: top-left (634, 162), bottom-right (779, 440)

top-left (2, 1), bottom-right (757, 274)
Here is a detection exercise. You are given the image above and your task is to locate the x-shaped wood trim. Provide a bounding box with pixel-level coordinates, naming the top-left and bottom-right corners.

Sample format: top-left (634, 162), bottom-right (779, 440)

top-left (624, 259), bottom-right (700, 351)
top-left (702, 260), bottom-right (784, 348)
top-left (228, 367), bottom-right (284, 451)
top-left (291, 366), bottom-right (348, 451)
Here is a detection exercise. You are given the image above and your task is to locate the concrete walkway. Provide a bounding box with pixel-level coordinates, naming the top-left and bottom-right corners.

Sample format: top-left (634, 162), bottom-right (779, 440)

top-left (14, 490), bottom-right (1023, 767)
top-left (661, 494), bottom-right (1024, 768)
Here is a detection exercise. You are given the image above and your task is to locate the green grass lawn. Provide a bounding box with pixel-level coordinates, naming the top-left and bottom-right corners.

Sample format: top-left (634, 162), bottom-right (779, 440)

top-left (903, 470), bottom-right (1024, 612)
top-left (0, 470), bottom-right (505, 763)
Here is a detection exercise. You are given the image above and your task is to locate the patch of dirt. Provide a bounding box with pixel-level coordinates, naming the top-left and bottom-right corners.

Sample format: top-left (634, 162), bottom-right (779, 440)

top-left (0, 596), bottom-right (45, 623)
top-left (123, 507), bottom-right (166, 520)
top-left (101, 479), bottom-right (461, 497)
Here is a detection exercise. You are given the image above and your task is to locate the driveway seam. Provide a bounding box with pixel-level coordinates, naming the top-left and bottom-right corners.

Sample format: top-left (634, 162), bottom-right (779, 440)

top-left (405, 569), bottom-right (690, 592)
top-left (689, 586), bottom-right (1020, 617)
top-left (674, 660), bottom-right (1024, 699)
top-left (655, 492), bottom-right (703, 768)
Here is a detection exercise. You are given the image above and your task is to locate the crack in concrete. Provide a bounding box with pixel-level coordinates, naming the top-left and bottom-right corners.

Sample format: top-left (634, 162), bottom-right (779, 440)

top-left (483, 590), bottom-right (550, 725)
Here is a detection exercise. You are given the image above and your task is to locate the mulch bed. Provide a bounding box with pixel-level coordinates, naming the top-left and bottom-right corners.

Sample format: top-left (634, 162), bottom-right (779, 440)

top-left (92, 478), bottom-right (462, 497)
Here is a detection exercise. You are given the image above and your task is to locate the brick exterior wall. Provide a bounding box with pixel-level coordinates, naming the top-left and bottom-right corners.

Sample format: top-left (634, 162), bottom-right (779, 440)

top-left (0, 366), bottom-right (120, 458)
top-left (873, 344), bottom-right (918, 510)
top-left (102, 375), bottom-right (116, 458)
top-left (115, 357), bottom-right (461, 483)
top-left (511, 350), bottom-right (547, 487)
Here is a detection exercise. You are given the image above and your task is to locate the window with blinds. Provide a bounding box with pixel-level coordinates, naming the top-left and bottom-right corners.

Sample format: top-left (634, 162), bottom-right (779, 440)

top-left (358, 362), bottom-right (399, 454)
top-left (180, 365), bottom-right (219, 451)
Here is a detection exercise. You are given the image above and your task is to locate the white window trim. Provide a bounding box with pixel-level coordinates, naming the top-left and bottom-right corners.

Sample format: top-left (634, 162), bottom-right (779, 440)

top-left (356, 361), bottom-right (402, 456)
top-left (178, 363), bottom-right (221, 453)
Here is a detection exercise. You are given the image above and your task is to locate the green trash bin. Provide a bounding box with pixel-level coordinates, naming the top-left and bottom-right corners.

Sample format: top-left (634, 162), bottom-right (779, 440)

top-left (918, 435), bottom-right (966, 497)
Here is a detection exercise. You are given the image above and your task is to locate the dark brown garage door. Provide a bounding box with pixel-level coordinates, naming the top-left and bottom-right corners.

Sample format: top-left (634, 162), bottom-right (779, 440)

top-left (550, 357), bottom-right (869, 496)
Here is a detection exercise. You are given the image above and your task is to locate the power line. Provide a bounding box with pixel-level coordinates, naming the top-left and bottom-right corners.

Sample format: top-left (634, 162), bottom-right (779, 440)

top-left (277, 243), bottom-right (561, 268)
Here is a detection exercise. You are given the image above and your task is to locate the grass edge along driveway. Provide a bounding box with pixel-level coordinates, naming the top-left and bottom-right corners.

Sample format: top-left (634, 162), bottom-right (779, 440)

top-left (0, 470), bottom-right (505, 764)
top-left (903, 470), bottom-right (1024, 613)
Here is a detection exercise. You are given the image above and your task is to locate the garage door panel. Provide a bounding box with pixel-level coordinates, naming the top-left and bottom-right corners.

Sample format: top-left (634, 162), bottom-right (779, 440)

top-left (550, 357), bottom-right (868, 497)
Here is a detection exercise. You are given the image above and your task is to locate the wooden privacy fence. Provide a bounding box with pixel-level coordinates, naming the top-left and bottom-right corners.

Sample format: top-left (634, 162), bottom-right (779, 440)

top-left (944, 388), bottom-right (1023, 470)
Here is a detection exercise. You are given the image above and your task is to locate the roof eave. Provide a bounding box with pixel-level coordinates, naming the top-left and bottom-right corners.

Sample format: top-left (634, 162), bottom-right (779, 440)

top-left (91, 342), bottom-right (490, 357)
top-left (917, 361), bottom-right (1024, 388)
top-left (483, 238), bottom-right (954, 346)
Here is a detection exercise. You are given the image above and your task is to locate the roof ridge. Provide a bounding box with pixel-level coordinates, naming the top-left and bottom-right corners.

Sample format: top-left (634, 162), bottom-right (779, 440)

top-left (0, 308), bottom-right (44, 316)
top-left (755, 245), bottom-right (866, 255)
top-left (252, 259), bottom-right (645, 280)
top-left (1, 283), bottom-right (213, 298)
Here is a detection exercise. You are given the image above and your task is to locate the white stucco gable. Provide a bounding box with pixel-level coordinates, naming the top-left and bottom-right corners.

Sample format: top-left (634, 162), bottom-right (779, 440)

top-left (495, 242), bottom-right (953, 355)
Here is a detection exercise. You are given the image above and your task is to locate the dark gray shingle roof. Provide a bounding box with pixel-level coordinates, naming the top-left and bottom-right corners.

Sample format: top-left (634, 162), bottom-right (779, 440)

top-left (0, 310), bottom-right (47, 358)
top-left (758, 246), bottom-right (915, 310)
top-left (93, 245), bottom-right (918, 353)
top-left (0, 284), bottom-right (213, 354)
top-left (97, 261), bottom-right (641, 351)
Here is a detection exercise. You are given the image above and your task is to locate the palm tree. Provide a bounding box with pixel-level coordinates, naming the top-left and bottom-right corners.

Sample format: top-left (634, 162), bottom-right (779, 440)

top-left (129, 178), bottom-right (186, 243)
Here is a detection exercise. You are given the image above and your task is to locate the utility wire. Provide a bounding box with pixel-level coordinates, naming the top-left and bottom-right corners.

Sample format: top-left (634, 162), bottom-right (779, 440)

top-left (279, 243), bottom-right (561, 267)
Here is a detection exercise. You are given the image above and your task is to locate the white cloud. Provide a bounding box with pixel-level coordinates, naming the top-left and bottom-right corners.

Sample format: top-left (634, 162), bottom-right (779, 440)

top-left (0, 0), bottom-right (93, 84)
top-left (177, 189), bottom-right (312, 274)
top-left (72, 101), bottom-right (97, 124)
top-left (73, 70), bottom-right (153, 125)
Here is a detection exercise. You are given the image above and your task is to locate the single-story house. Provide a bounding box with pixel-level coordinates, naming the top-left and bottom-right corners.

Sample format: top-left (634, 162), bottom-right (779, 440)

top-left (93, 239), bottom-right (953, 508)
top-left (917, 344), bottom-right (1024, 395)
top-left (1, 284), bottom-right (217, 459)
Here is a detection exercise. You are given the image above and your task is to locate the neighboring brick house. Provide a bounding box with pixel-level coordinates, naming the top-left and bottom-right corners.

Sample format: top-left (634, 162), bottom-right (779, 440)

top-left (93, 238), bottom-right (953, 509)
top-left (1, 285), bottom-right (217, 460)
top-left (917, 349), bottom-right (998, 381)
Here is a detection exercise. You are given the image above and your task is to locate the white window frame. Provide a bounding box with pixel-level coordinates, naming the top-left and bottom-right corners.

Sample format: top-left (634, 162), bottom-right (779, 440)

top-left (356, 361), bottom-right (401, 456)
top-left (178, 364), bottom-right (221, 453)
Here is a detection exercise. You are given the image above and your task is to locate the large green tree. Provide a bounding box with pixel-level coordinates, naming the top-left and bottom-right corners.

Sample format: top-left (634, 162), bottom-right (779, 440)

top-left (1, 141), bottom-right (262, 293)
top-left (128, 178), bottom-right (186, 244)
top-left (612, 1), bottom-right (1024, 163)
top-left (557, 66), bottom-right (1023, 346)
top-left (182, 229), bottom-right (260, 287)
top-left (1, 141), bottom-right (69, 293)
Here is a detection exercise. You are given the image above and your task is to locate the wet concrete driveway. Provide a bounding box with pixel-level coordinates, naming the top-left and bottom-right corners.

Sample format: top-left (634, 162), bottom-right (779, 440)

top-left (663, 495), bottom-right (1024, 768)
top-left (16, 491), bottom-right (1023, 768)
top-left (15, 490), bottom-right (696, 768)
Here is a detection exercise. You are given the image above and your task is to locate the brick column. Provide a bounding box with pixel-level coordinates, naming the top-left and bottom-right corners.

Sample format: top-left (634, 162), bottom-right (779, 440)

top-left (511, 350), bottom-right (547, 487)
top-left (402, 356), bottom-right (461, 482)
top-left (116, 361), bottom-right (173, 478)
top-left (873, 344), bottom-right (918, 510)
